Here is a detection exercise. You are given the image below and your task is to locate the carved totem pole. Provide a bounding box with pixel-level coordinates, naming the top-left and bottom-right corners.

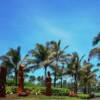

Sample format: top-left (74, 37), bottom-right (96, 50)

top-left (17, 64), bottom-right (24, 96)
top-left (0, 67), bottom-right (7, 97)
top-left (45, 71), bottom-right (52, 96)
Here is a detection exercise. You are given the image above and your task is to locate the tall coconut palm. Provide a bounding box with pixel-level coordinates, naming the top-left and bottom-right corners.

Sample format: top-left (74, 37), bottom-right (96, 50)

top-left (0, 46), bottom-right (27, 86)
top-left (89, 33), bottom-right (100, 60)
top-left (60, 65), bottom-right (64, 88)
top-left (66, 52), bottom-right (85, 93)
top-left (48, 40), bottom-right (69, 87)
top-left (57, 60), bottom-right (66, 88)
top-left (28, 43), bottom-right (53, 78)
top-left (0, 58), bottom-right (14, 76)
top-left (50, 64), bottom-right (63, 87)
top-left (80, 61), bottom-right (98, 94)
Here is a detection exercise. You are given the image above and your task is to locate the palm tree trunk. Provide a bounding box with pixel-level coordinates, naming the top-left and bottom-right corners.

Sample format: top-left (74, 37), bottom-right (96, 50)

top-left (74, 75), bottom-right (78, 94)
top-left (44, 66), bottom-right (47, 78)
top-left (54, 71), bottom-right (56, 87)
top-left (84, 83), bottom-right (87, 94)
top-left (54, 61), bottom-right (58, 87)
top-left (61, 65), bottom-right (64, 88)
top-left (60, 75), bottom-right (63, 88)
top-left (88, 83), bottom-right (91, 94)
top-left (15, 67), bottom-right (18, 86)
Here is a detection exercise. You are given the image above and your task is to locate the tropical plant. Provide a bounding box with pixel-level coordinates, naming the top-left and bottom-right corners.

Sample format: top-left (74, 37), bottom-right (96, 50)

top-left (48, 40), bottom-right (69, 87)
top-left (89, 33), bottom-right (100, 60)
top-left (50, 64), bottom-right (64, 88)
top-left (0, 46), bottom-right (28, 86)
top-left (28, 43), bottom-right (54, 78)
top-left (59, 65), bottom-right (64, 88)
top-left (65, 52), bottom-right (84, 93)
top-left (80, 61), bottom-right (98, 94)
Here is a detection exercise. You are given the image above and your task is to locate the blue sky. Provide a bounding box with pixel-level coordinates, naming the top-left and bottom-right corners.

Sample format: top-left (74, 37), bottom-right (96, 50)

top-left (0, 0), bottom-right (100, 76)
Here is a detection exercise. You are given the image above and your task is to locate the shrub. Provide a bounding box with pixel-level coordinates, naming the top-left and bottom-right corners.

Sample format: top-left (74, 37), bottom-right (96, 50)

top-left (6, 86), bottom-right (17, 94)
top-left (51, 88), bottom-right (70, 96)
top-left (6, 85), bottom-right (70, 96)
top-left (6, 86), bottom-right (12, 94)
top-left (31, 87), bottom-right (42, 95)
top-left (30, 87), bottom-right (69, 96)
top-left (78, 93), bottom-right (90, 99)
top-left (6, 86), bottom-right (14, 94)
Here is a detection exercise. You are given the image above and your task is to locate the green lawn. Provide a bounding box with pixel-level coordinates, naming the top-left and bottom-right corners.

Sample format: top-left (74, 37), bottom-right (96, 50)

top-left (16, 96), bottom-right (81, 100)
top-left (13, 95), bottom-right (82, 100)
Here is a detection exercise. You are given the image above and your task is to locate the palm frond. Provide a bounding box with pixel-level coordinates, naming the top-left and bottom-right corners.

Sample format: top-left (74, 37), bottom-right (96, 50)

top-left (89, 47), bottom-right (100, 60)
top-left (93, 33), bottom-right (100, 46)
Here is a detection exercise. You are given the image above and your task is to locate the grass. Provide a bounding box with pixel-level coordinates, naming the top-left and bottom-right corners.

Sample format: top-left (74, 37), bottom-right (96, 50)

top-left (3, 95), bottom-right (82, 100)
top-left (13, 95), bottom-right (82, 100)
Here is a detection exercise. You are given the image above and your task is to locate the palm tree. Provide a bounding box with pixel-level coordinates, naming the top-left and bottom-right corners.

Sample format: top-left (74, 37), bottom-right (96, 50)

top-left (57, 62), bottom-right (65, 88)
top-left (66, 52), bottom-right (85, 93)
top-left (60, 65), bottom-right (64, 88)
top-left (0, 58), bottom-right (14, 76)
top-left (48, 40), bottom-right (69, 87)
top-left (50, 64), bottom-right (63, 87)
top-left (28, 43), bottom-right (53, 78)
top-left (0, 46), bottom-right (27, 86)
top-left (89, 33), bottom-right (100, 60)
top-left (80, 61), bottom-right (98, 94)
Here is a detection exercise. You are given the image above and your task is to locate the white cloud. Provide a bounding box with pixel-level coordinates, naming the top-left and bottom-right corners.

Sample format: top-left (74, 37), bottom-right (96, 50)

top-left (35, 18), bottom-right (72, 40)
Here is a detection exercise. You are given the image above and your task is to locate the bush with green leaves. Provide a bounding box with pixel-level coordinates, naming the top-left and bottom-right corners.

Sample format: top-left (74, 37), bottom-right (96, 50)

top-left (51, 88), bottom-right (70, 96)
top-left (6, 85), bottom-right (70, 96)
top-left (31, 87), bottom-right (42, 95)
top-left (78, 93), bottom-right (90, 99)
top-left (30, 87), bottom-right (69, 96)
top-left (6, 86), bottom-right (17, 94)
